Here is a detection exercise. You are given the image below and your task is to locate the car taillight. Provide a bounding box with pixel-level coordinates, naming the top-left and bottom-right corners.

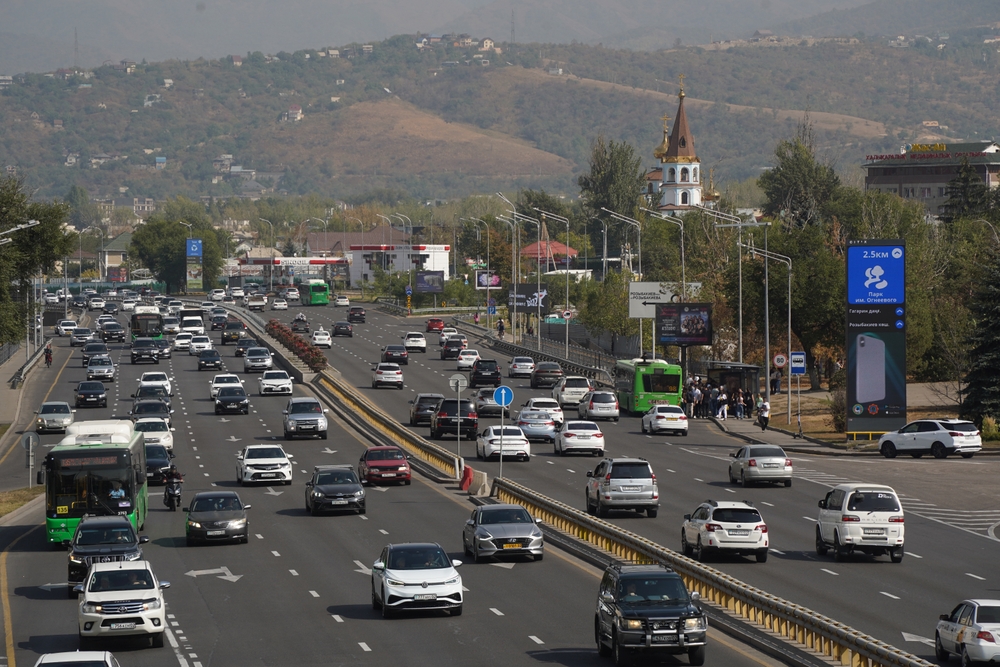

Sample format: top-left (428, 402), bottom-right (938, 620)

top-left (594, 433), bottom-right (604, 438)
top-left (678, 415), bottom-right (687, 420)
top-left (650, 473), bottom-right (656, 482)
top-left (785, 459), bottom-right (793, 467)
top-left (604, 473), bottom-right (612, 482)
top-left (748, 459), bottom-right (757, 467)
top-left (376, 371), bottom-right (383, 375)
top-left (437, 412), bottom-right (448, 418)
top-left (517, 421), bottom-right (527, 427)
top-left (564, 432), bottom-right (576, 438)
top-left (756, 524), bottom-right (768, 533)
top-left (841, 515), bottom-right (860, 522)
top-left (589, 401), bottom-right (595, 409)
top-left (615, 401), bottom-right (619, 410)
top-left (977, 631), bottom-right (996, 643)
top-left (546, 421), bottom-right (555, 426)
top-left (704, 523), bottom-right (721, 532)
top-left (468, 412), bottom-right (477, 419)
top-left (889, 516), bottom-right (904, 523)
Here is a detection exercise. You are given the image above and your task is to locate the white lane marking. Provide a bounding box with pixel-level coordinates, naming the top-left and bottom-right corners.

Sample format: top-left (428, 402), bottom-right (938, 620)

top-left (353, 560), bottom-right (372, 575)
top-left (271, 551), bottom-right (280, 557)
top-left (666, 469), bottom-right (675, 473)
top-left (802, 516), bottom-right (816, 522)
top-left (491, 607), bottom-right (505, 616)
top-left (255, 534), bottom-right (263, 539)
top-left (332, 614), bottom-right (344, 622)
top-left (880, 592), bottom-right (900, 600)
top-left (966, 573), bottom-right (986, 580)
top-left (724, 488), bottom-right (736, 493)
top-left (566, 469), bottom-right (575, 473)
top-left (694, 478), bottom-right (703, 482)
top-left (491, 562), bottom-right (515, 570)
top-left (529, 636), bottom-right (544, 644)
top-left (821, 568), bottom-right (838, 576)
top-left (359, 515), bottom-right (369, 520)
top-left (289, 570), bottom-right (298, 576)
top-left (165, 628), bottom-right (188, 666)
top-left (769, 548), bottom-right (784, 555)
top-left (901, 632), bottom-right (936, 647)
top-left (908, 552), bottom-right (922, 558)
top-left (203, 473), bottom-right (209, 476)
top-left (379, 529), bottom-right (389, 535)
top-left (309, 590), bottom-right (319, 597)
top-left (359, 642), bottom-right (371, 652)
top-left (547, 461), bottom-right (554, 465)
top-left (761, 501), bottom-right (774, 507)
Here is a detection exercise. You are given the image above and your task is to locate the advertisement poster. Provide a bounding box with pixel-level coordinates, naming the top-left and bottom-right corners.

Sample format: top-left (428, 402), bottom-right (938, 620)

top-left (507, 285), bottom-right (549, 310)
top-left (845, 240), bottom-right (906, 433)
top-left (185, 238), bottom-right (203, 291)
top-left (415, 271), bottom-right (445, 293)
top-left (653, 303), bottom-right (712, 346)
top-left (475, 270), bottom-right (502, 290)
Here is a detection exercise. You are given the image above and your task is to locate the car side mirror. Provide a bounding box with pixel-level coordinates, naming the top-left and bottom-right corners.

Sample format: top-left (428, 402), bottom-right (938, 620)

top-left (373, 562), bottom-right (385, 571)
top-left (535, 517), bottom-right (542, 524)
top-left (36, 471), bottom-right (44, 485)
top-left (169, 393), bottom-right (174, 397)
top-left (170, 409), bottom-right (175, 414)
top-left (586, 471), bottom-right (593, 478)
top-left (729, 452), bottom-right (736, 458)
top-left (940, 614), bottom-right (950, 621)
top-left (243, 504), bottom-right (251, 510)
top-left (466, 519), bottom-right (474, 526)
top-left (684, 514), bottom-right (691, 520)
top-left (306, 481), bottom-right (313, 487)
top-left (236, 455), bottom-right (243, 460)
top-left (73, 584), bottom-right (84, 594)
top-left (139, 535), bottom-right (150, 544)
top-left (601, 592), bottom-right (615, 604)
top-left (323, 409), bottom-right (329, 413)
top-left (451, 559), bottom-right (463, 568)
top-left (159, 582), bottom-right (171, 590)
top-left (691, 591), bottom-right (701, 603)
top-left (282, 410), bottom-right (288, 415)
top-left (817, 499), bottom-right (826, 509)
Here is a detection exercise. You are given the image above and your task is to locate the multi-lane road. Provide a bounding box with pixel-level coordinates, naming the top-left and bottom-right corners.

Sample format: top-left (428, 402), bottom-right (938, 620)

top-left (292, 304), bottom-right (1000, 663)
top-left (2, 309), bottom-right (786, 667)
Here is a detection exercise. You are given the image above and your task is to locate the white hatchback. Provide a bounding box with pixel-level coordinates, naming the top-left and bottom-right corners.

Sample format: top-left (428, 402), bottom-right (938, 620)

top-left (138, 372), bottom-right (173, 395)
top-left (189, 336), bottom-right (213, 354)
top-left (210, 289), bottom-right (226, 302)
top-left (402, 332), bottom-right (427, 352)
top-left (438, 327), bottom-right (458, 345)
top-left (334, 295), bottom-right (350, 307)
top-left (456, 349), bottom-right (480, 370)
top-left (476, 425), bottom-right (531, 460)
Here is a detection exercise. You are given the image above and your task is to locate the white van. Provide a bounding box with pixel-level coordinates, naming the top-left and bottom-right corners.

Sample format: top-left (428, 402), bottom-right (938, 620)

top-left (816, 483), bottom-right (904, 563)
top-left (181, 316), bottom-right (205, 335)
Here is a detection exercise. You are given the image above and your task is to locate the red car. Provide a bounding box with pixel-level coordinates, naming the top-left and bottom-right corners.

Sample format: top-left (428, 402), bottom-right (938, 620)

top-left (358, 446), bottom-right (411, 485)
top-left (426, 318), bottom-right (445, 332)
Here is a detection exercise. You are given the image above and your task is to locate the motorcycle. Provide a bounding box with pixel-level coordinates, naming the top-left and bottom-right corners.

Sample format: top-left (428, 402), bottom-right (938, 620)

top-left (163, 478), bottom-right (183, 512)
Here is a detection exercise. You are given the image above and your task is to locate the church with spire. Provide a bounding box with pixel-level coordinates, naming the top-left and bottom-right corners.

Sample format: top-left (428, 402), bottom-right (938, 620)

top-left (646, 76), bottom-right (715, 211)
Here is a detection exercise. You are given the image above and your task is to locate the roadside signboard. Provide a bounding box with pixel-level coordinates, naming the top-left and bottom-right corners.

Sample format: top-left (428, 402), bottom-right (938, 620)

top-left (790, 352), bottom-right (806, 376)
top-left (773, 354), bottom-right (787, 368)
top-left (493, 386), bottom-right (514, 407)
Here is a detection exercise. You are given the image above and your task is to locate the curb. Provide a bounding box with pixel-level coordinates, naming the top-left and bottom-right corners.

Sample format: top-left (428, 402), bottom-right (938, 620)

top-left (0, 494), bottom-right (43, 527)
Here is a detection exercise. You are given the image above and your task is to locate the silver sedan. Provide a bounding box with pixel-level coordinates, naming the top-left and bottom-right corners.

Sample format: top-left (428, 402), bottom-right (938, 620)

top-left (515, 410), bottom-right (556, 442)
top-left (728, 445), bottom-right (793, 487)
top-left (462, 504), bottom-right (543, 562)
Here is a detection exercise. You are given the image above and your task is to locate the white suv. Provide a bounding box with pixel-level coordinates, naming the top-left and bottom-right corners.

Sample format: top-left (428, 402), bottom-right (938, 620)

top-left (402, 332), bottom-right (427, 352)
top-left (76, 560), bottom-right (169, 649)
top-left (681, 500), bottom-right (769, 563)
top-left (816, 483), bottom-right (904, 563)
top-left (551, 376), bottom-right (593, 406)
top-left (878, 419), bottom-right (982, 459)
top-left (236, 444), bottom-right (293, 485)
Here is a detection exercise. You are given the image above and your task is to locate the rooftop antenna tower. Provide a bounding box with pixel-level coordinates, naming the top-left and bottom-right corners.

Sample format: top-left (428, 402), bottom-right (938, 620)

top-left (510, 9), bottom-right (515, 47)
top-left (74, 27), bottom-right (79, 69)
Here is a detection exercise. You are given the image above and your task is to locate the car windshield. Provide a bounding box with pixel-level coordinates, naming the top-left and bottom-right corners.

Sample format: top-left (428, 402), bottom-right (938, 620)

top-left (389, 547), bottom-right (451, 570)
top-left (658, 406), bottom-right (684, 414)
top-left (78, 383), bottom-right (104, 391)
top-left (137, 387), bottom-right (166, 397)
top-left (40, 404), bottom-right (70, 414)
top-left (618, 577), bottom-right (688, 604)
top-left (163, 318), bottom-right (179, 324)
top-left (316, 471), bottom-right (358, 485)
top-left (192, 337), bottom-right (209, 343)
top-left (749, 447), bottom-right (786, 458)
top-left (495, 428), bottom-right (523, 437)
top-left (417, 396), bottom-right (442, 406)
top-left (513, 357), bottom-right (533, 364)
top-left (481, 508), bottom-right (533, 524)
top-left (89, 357), bottom-right (112, 366)
top-left (262, 372), bottom-right (288, 380)
top-left (520, 412), bottom-right (549, 421)
top-left (712, 508), bottom-right (762, 523)
top-left (532, 400), bottom-right (560, 409)
top-left (143, 374), bottom-right (167, 382)
top-left (76, 527), bottom-right (135, 546)
top-left (611, 463), bottom-right (652, 479)
top-left (200, 350), bottom-right (220, 358)
top-left (246, 448), bottom-right (285, 460)
top-left (386, 346), bottom-right (405, 352)
top-left (215, 376), bottom-right (240, 384)
top-left (477, 361), bottom-right (498, 370)
top-left (847, 491), bottom-right (901, 512)
top-left (248, 349), bottom-right (269, 358)
top-left (74, 329), bottom-right (92, 336)
top-left (191, 496), bottom-right (242, 512)
top-left (145, 444), bottom-right (170, 459)
top-left (103, 323), bottom-right (121, 330)
top-left (136, 421), bottom-right (168, 432)
top-left (88, 569), bottom-right (154, 592)
top-left (537, 363), bottom-right (561, 371)
top-left (367, 449), bottom-right (405, 461)
top-left (225, 322), bottom-right (243, 329)
top-left (290, 402), bottom-right (322, 414)
top-left (218, 387), bottom-right (246, 397)
top-left (946, 422), bottom-right (979, 433)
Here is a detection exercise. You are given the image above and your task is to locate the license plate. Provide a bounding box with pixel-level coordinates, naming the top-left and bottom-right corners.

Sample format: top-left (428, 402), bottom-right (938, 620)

top-left (381, 473), bottom-right (395, 477)
top-left (86, 397), bottom-right (96, 401)
top-left (413, 594), bottom-right (437, 600)
top-left (652, 635), bottom-right (678, 644)
top-left (109, 623), bottom-right (136, 630)
top-left (259, 473), bottom-right (277, 478)
top-left (146, 472), bottom-right (154, 477)
top-left (863, 528), bottom-right (884, 535)
top-left (330, 500), bottom-right (348, 505)
top-left (621, 486), bottom-right (641, 492)
top-left (763, 463), bottom-right (779, 468)
top-left (666, 417), bottom-right (678, 421)
top-left (206, 530), bottom-right (226, 536)
top-left (502, 543), bottom-right (521, 549)
top-left (727, 530), bottom-right (750, 536)
top-left (576, 435), bottom-right (591, 440)
top-left (300, 426), bottom-right (316, 431)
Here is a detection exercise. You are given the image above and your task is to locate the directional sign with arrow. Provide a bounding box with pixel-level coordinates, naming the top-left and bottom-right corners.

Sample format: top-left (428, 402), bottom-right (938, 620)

top-left (185, 566), bottom-right (243, 582)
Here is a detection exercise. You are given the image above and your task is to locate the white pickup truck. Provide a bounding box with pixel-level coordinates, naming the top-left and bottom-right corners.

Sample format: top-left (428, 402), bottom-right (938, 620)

top-left (247, 294), bottom-right (267, 312)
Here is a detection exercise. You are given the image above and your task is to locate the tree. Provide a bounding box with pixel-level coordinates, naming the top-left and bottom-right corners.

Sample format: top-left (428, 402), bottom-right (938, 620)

top-left (130, 197), bottom-right (225, 292)
top-left (578, 270), bottom-right (638, 352)
top-left (941, 159), bottom-right (989, 223)
top-left (64, 185), bottom-right (101, 230)
top-left (757, 121), bottom-right (840, 227)
top-left (577, 135), bottom-right (645, 256)
top-left (959, 255), bottom-right (1000, 426)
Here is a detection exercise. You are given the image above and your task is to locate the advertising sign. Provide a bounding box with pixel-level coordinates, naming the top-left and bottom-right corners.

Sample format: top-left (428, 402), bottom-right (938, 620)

top-left (415, 271), bottom-right (445, 293)
top-left (185, 238), bottom-right (203, 291)
top-left (475, 270), bottom-right (502, 290)
top-left (507, 284), bottom-right (549, 310)
top-left (653, 303), bottom-right (712, 346)
top-left (845, 240), bottom-right (906, 433)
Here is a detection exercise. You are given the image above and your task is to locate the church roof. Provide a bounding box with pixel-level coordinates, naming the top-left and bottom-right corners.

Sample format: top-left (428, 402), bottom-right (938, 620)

top-left (661, 81), bottom-right (698, 165)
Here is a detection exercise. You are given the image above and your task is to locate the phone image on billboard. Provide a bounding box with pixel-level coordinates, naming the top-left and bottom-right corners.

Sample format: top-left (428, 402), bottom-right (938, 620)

top-left (855, 334), bottom-right (886, 403)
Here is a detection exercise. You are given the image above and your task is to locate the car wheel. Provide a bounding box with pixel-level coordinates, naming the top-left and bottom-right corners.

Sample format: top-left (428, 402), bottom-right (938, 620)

top-left (534, 552), bottom-right (543, 561)
top-left (151, 632), bottom-right (165, 648)
top-left (596, 501), bottom-right (608, 518)
top-left (694, 537), bottom-right (706, 562)
top-left (784, 479), bottom-right (792, 488)
top-left (755, 550), bottom-right (768, 563)
top-left (880, 441), bottom-right (897, 458)
top-left (740, 471), bottom-right (749, 488)
top-left (815, 527), bottom-right (829, 556)
top-left (833, 532), bottom-right (847, 562)
top-left (931, 442), bottom-right (948, 459)
top-left (961, 452), bottom-right (975, 459)
top-left (935, 633), bottom-right (949, 661)
top-left (962, 646), bottom-right (974, 667)
top-left (688, 645), bottom-right (706, 666)
top-left (728, 467), bottom-right (735, 484)
top-left (371, 585), bottom-right (382, 610)
top-left (641, 421), bottom-right (646, 434)
top-left (646, 508), bottom-right (657, 518)
top-left (78, 635), bottom-right (92, 651)
top-left (681, 530), bottom-right (693, 557)
top-left (585, 494), bottom-right (595, 516)
top-left (321, 431), bottom-right (328, 440)
top-left (597, 618), bottom-right (612, 657)
top-left (890, 547), bottom-right (904, 563)
top-left (612, 630), bottom-right (630, 666)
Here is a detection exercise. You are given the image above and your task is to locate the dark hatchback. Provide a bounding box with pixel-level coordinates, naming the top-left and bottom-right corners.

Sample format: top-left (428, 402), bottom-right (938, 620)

top-left (305, 465), bottom-right (366, 515)
top-left (469, 359), bottom-right (502, 388)
top-left (210, 314), bottom-right (229, 330)
top-left (145, 443), bottom-right (174, 484)
top-left (102, 302), bottom-right (119, 315)
top-left (154, 338), bottom-right (173, 358)
top-left (429, 398), bottom-right (478, 440)
top-left (185, 491), bottom-right (250, 545)
top-left (348, 307), bottom-right (366, 323)
top-left (198, 349), bottom-right (223, 370)
top-left (81, 342), bottom-right (110, 366)
top-left (131, 338), bottom-right (160, 364)
top-left (234, 337), bottom-right (257, 357)
top-left (409, 393), bottom-right (445, 426)
top-left (75, 381), bottom-right (108, 408)
top-left (67, 516), bottom-right (148, 592)
top-left (332, 321), bottom-right (353, 337)
top-left (131, 384), bottom-right (172, 409)
top-left (440, 339), bottom-right (465, 360)
top-left (530, 362), bottom-right (565, 388)
top-left (221, 320), bottom-right (246, 344)
top-left (129, 399), bottom-right (174, 426)
top-left (381, 345), bottom-right (409, 365)
top-left (215, 386), bottom-right (250, 414)
top-left (290, 319), bottom-right (310, 333)
top-left (100, 322), bottom-right (126, 342)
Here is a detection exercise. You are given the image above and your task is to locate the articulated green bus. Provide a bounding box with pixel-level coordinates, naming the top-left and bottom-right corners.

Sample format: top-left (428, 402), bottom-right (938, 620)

top-left (615, 358), bottom-right (684, 415)
top-left (39, 421), bottom-right (149, 544)
top-left (299, 279), bottom-right (330, 306)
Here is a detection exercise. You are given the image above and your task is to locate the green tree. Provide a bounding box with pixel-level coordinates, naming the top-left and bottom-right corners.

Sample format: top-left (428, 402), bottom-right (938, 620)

top-left (130, 197), bottom-right (225, 292)
top-left (578, 269), bottom-right (638, 353)
top-left (941, 159), bottom-right (990, 223)
top-left (64, 185), bottom-right (101, 230)
top-left (959, 255), bottom-right (1000, 425)
top-left (577, 135), bottom-right (645, 255)
top-left (757, 121), bottom-right (840, 227)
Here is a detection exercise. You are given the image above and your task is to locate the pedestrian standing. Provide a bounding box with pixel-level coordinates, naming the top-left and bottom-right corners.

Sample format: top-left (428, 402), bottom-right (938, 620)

top-left (474, 312), bottom-right (480, 326)
top-left (716, 389), bottom-right (728, 420)
top-left (709, 384), bottom-right (719, 419)
top-left (735, 389), bottom-right (745, 420)
top-left (770, 367), bottom-right (781, 395)
top-left (758, 399), bottom-right (771, 432)
top-left (690, 385), bottom-right (702, 418)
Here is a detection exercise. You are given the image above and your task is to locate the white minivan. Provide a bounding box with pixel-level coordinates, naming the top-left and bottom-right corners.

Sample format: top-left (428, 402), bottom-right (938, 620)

top-left (816, 483), bottom-right (904, 563)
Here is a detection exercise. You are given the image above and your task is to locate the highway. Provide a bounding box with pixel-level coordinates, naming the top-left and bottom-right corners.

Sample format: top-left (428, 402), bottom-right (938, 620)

top-left (291, 304), bottom-right (1000, 663)
top-left (2, 311), bottom-right (784, 667)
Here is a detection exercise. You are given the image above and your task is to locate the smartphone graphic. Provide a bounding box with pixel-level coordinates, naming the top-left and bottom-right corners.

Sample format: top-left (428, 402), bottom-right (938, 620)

top-left (856, 334), bottom-right (886, 403)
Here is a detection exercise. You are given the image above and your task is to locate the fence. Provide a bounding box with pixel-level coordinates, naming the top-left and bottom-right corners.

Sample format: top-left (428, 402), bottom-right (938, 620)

top-left (492, 477), bottom-right (932, 667)
top-left (0, 343), bottom-right (19, 367)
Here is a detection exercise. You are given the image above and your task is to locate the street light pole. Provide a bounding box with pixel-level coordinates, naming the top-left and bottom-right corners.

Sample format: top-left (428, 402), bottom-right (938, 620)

top-left (602, 208), bottom-right (643, 357)
top-left (495, 216), bottom-right (516, 338)
top-left (496, 193), bottom-right (520, 341)
top-left (741, 241), bottom-right (791, 423)
top-left (376, 214), bottom-right (393, 275)
top-left (591, 216), bottom-right (608, 279)
top-left (533, 208), bottom-right (571, 356)
top-left (346, 216), bottom-right (364, 297)
top-left (643, 208), bottom-right (686, 302)
top-left (259, 218), bottom-right (274, 292)
top-left (392, 214), bottom-right (413, 290)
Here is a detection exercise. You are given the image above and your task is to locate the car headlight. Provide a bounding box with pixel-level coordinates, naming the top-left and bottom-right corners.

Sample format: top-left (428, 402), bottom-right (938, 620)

top-left (622, 619), bottom-right (643, 630)
top-left (387, 579), bottom-right (405, 587)
top-left (397, 466), bottom-right (407, 471)
top-left (125, 552), bottom-right (141, 561)
top-left (684, 617), bottom-right (707, 631)
top-left (288, 423), bottom-right (296, 430)
top-left (187, 521), bottom-right (202, 529)
top-left (82, 602), bottom-right (100, 613)
top-left (69, 554), bottom-right (84, 564)
top-left (476, 530), bottom-right (493, 539)
top-left (312, 491), bottom-right (324, 499)
top-left (227, 519), bottom-right (247, 529)
top-left (354, 490), bottom-right (364, 497)
top-left (444, 577), bottom-right (460, 585)
top-left (240, 399), bottom-right (248, 404)
top-left (36, 418), bottom-right (43, 424)
top-left (144, 598), bottom-right (162, 611)
top-left (215, 400), bottom-right (221, 405)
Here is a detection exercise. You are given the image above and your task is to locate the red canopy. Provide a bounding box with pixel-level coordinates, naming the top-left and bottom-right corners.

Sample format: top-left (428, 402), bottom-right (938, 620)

top-left (520, 240), bottom-right (577, 260)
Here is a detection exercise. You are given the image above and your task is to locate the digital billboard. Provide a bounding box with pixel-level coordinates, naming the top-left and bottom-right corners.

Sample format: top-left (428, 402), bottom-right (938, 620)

top-left (415, 271), bottom-right (445, 293)
top-left (653, 303), bottom-right (712, 346)
top-left (507, 285), bottom-right (549, 310)
top-left (185, 238), bottom-right (203, 291)
top-left (475, 270), bottom-right (502, 290)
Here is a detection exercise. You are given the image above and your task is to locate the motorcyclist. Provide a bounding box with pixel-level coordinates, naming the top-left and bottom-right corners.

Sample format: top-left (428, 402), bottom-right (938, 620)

top-left (163, 464), bottom-right (184, 508)
top-left (44, 345), bottom-right (53, 368)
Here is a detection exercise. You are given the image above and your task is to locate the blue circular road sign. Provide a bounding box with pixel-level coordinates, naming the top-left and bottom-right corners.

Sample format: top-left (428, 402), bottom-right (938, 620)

top-left (405, 286), bottom-right (412, 296)
top-left (493, 385), bottom-right (514, 407)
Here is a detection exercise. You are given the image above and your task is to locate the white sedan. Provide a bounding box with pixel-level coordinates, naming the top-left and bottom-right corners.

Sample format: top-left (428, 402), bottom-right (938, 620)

top-left (334, 295), bottom-right (350, 307)
top-left (271, 299), bottom-right (288, 311)
top-left (172, 332), bottom-right (193, 350)
top-left (258, 370), bottom-right (293, 396)
top-left (935, 599), bottom-right (1000, 665)
top-left (456, 349), bottom-right (480, 370)
top-left (189, 336), bottom-right (213, 354)
top-left (476, 426), bottom-right (531, 461)
top-left (121, 299), bottom-right (137, 311)
top-left (55, 320), bottom-right (78, 336)
top-left (137, 372), bottom-right (173, 396)
top-left (311, 330), bottom-right (332, 348)
top-left (641, 405), bottom-right (689, 436)
top-left (237, 444), bottom-right (293, 485)
top-left (554, 420), bottom-right (605, 456)
top-left (209, 373), bottom-right (244, 398)
top-left (438, 327), bottom-right (458, 345)
top-left (521, 398), bottom-right (564, 424)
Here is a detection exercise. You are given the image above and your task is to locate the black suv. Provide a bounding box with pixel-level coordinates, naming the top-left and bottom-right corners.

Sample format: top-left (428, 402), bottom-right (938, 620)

top-left (221, 320), bottom-right (246, 344)
top-left (348, 306), bottom-right (366, 323)
top-left (469, 359), bottom-right (502, 388)
top-left (130, 338), bottom-right (159, 364)
top-left (409, 393), bottom-right (445, 426)
top-left (596, 563), bottom-right (707, 666)
top-left (235, 337), bottom-right (257, 357)
top-left (67, 516), bottom-right (149, 595)
top-left (440, 338), bottom-right (464, 360)
top-left (100, 322), bottom-right (126, 343)
top-left (429, 398), bottom-right (478, 440)
top-left (81, 342), bottom-right (110, 366)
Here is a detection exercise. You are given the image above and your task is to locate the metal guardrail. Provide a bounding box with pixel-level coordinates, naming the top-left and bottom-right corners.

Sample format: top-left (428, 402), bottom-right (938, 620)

top-left (10, 341), bottom-right (46, 389)
top-left (492, 477), bottom-right (932, 667)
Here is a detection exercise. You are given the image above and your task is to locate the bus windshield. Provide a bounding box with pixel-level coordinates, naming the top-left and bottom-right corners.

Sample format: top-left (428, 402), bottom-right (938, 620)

top-left (48, 465), bottom-right (135, 517)
top-left (642, 372), bottom-right (680, 394)
top-left (131, 313), bottom-right (163, 338)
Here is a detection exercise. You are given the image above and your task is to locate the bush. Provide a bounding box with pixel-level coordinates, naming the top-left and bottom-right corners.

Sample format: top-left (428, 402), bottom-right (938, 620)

top-left (829, 388), bottom-right (846, 433)
top-left (265, 319), bottom-right (328, 371)
top-left (981, 416), bottom-right (1000, 442)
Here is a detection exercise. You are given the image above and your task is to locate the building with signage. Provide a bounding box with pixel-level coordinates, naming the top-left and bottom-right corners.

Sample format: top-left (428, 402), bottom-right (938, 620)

top-left (348, 244), bottom-right (450, 286)
top-left (863, 141), bottom-right (1000, 217)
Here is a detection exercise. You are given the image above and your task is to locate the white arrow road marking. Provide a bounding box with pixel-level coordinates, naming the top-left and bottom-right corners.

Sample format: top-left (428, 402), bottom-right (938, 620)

top-left (353, 560), bottom-right (372, 575)
top-left (769, 549), bottom-right (784, 555)
top-left (39, 583), bottom-right (69, 591)
top-left (322, 448), bottom-right (337, 454)
top-left (880, 592), bottom-right (900, 599)
top-left (761, 502), bottom-right (774, 507)
top-left (332, 615), bottom-right (344, 623)
top-left (370, 487), bottom-right (389, 493)
top-left (184, 566), bottom-right (243, 582)
top-left (491, 562), bottom-right (515, 570)
top-left (264, 487), bottom-right (283, 496)
top-left (226, 436), bottom-right (241, 442)
top-left (491, 608), bottom-right (505, 616)
top-left (529, 636), bottom-right (544, 644)
top-left (901, 632), bottom-right (935, 646)
top-left (218, 418), bottom-right (230, 423)
top-left (359, 643), bottom-right (371, 652)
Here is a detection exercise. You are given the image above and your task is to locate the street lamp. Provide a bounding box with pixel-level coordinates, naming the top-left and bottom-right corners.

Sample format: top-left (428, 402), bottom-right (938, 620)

top-left (392, 214), bottom-right (413, 290)
top-left (259, 218), bottom-right (274, 292)
top-left (177, 220), bottom-right (192, 239)
top-left (602, 208), bottom-right (644, 357)
top-left (642, 208), bottom-right (685, 302)
top-left (496, 192), bottom-right (520, 340)
top-left (591, 216), bottom-right (609, 278)
top-left (495, 215), bottom-right (516, 338)
top-left (83, 226), bottom-right (105, 283)
top-left (462, 217), bottom-right (492, 328)
top-left (533, 208), bottom-right (571, 357)
top-left (741, 241), bottom-right (792, 423)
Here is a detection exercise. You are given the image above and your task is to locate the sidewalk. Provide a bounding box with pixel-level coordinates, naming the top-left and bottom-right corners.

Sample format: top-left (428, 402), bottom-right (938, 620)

top-left (706, 413), bottom-right (861, 455)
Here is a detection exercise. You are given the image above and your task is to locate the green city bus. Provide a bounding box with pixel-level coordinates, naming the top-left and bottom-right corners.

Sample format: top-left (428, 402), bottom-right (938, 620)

top-left (615, 358), bottom-right (684, 415)
top-left (299, 279), bottom-right (330, 306)
top-left (130, 305), bottom-right (164, 340)
top-left (39, 421), bottom-right (149, 544)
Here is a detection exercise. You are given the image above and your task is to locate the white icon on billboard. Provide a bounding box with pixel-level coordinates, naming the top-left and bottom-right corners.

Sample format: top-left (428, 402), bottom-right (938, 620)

top-left (864, 265), bottom-right (888, 289)
top-left (891, 247), bottom-right (902, 259)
